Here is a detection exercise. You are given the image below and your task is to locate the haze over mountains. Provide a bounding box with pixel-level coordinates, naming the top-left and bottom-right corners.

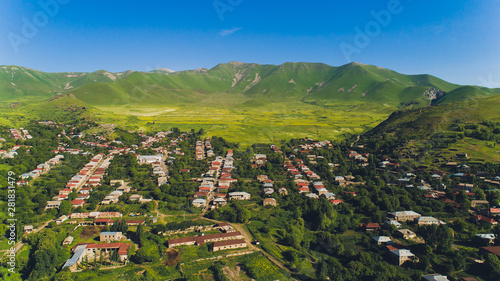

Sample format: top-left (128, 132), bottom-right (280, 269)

top-left (1, 62), bottom-right (498, 108)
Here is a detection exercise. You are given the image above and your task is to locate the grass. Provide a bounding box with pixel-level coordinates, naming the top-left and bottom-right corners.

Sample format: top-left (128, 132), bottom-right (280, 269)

top-left (91, 102), bottom-right (387, 147)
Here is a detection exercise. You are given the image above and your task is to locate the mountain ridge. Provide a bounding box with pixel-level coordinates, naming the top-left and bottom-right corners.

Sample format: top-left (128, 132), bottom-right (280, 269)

top-left (1, 62), bottom-right (498, 109)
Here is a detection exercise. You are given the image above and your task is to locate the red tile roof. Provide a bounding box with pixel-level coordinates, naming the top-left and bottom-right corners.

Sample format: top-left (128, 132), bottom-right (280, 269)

top-left (71, 199), bottom-right (85, 205)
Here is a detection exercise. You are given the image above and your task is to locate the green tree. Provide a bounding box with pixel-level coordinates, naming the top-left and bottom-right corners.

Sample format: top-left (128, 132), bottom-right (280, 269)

top-left (58, 200), bottom-right (71, 216)
top-left (486, 254), bottom-right (500, 279)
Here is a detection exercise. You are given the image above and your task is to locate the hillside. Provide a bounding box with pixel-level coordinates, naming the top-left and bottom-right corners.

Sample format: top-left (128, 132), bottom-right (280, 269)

top-left (0, 65), bottom-right (131, 103)
top-left (1, 62), bottom-right (500, 145)
top-left (362, 94), bottom-right (500, 164)
top-left (2, 62), bottom-right (498, 109)
top-left (68, 61), bottom-right (499, 108)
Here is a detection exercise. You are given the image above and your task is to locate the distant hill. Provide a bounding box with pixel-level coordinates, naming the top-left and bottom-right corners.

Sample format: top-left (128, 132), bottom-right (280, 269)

top-left (365, 94), bottom-right (500, 138)
top-left (0, 65), bottom-right (132, 102)
top-left (1, 62), bottom-right (498, 108)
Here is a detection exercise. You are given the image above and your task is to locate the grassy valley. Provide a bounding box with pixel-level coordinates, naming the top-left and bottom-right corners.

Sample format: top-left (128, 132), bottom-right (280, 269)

top-left (1, 62), bottom-right (498, 146)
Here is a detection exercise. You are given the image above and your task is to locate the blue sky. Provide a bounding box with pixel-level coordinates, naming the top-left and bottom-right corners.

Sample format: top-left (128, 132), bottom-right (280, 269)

top-left (1, 0), bottom-right (499, 86)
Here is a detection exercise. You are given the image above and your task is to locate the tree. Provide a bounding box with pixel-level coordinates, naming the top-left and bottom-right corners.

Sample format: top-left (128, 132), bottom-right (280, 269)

top-left (137, 224), bottom-right (145, 247)
top-left (53, 270), bottom-right (74, 281)
top-left (110, 250), bottom-right (120, 263)
top-left (486, 254), bottom-right (500, 279)
top-left (110, 220), bottom-right (128, 233)
top-left (58, 200), bottom-right (71, 216)
top-left (133, 242), bottom-right (160, 264)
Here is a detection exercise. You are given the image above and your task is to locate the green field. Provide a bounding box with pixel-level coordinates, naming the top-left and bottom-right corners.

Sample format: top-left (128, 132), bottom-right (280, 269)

top-left (91, 102), bottom-right (388, 146)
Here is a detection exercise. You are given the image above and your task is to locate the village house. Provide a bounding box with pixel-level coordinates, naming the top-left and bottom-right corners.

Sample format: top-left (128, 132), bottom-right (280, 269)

top-left (192, 198), bottom-right (207, 207)
top-left (62, 236), bottom-right (74, 246)
top-left (71, 199), bottom-right (85, 208)
top-left (167, 231), bottom-right (244, 248)
top-left (212, 239), bottom-right (247, 252)
top-left (330, 199), bottom-right (343, 205)
top-left (422, 274), bottom-right (450, 281)
top-left (62, 243), bottom-right (131, 271)
top-left (480, 246), bottom-right (500, 258)
top-left (228, 192), bottom-right (251, 200)
top-left (69, 212), bottom-right (123, 219)
top-left (257, 175), bottom-right (268, 182)
top-left (214, 197), bottom-right (227, 206)
top-left (396, 229), bottom-right (417, 239)
top-left (137, 154), bottom-right (163, 164)
top-left (278, 187), bottom-right (288, 196)
top-left (471, 200), bottom-right (489, 209)
top-left (129, 194), bottom-right (143, 201)
top-left (24, 225), bottom-right (34, 234)
top-left (417, 216), bottom-right (445, 226)
top-left (110, 179), bottom-right (124, 186)
top-left (475, 234), bottom-right (496, 244)
top-left (372, 236), bottom-right (392, 245)
top-left (126, 220), bottom-right (145, 226)
top-left (263, 198), bottom-right (277, 207)
top-left (45, 201), bottom-right (62, 209)
top-left (387, 211), bottom-right (422, 222)
top-left (94, 218), bottom-right (114, 226)
top-left (116, 185), bottom-right (132, 192)
top-left (56, 215), bottom-right (68, 225)
top-left (100, 231), bottom-right (123, 242)
top-left (390, 249), bottom-right (418, 266)
top-left (361, 223), bottom-right (381, 231)
top-left (158, 177), bottom-right (168, 186)
top-left (472, 215), bottom-right (498, 225)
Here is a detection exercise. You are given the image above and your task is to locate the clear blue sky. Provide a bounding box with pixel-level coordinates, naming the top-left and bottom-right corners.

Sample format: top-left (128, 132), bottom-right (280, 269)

top-left (1, 0), bottom-right (499, 86)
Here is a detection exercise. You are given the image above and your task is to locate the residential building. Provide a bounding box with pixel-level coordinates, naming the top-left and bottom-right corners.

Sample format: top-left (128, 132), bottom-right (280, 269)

top-left (62, 243), bottom-right (131, 271)
top-left (56, 215), bottom-right (68, 225)
top-left (45, 201), bottom-right (62, 209)
top-left (387, 211), bottom-right (422, 222)
top-left (100, 231), bottom-right (123, 242)
top-left (167, 231), bottom-right (244, 248)
top-left (24, 225), bottom-right (34, 234)
top-left (390, 249), bottom-right (418, 266)
top-left (263, 198), bottom-right (277, 207)
top-left (228, 192), bottom-right (251, 200)
top-left (481, 246), bottom-right (500, 258)
top-left (62, 236), bottom-right (74, 246)
top-left (396, 229), bottom-right (417, 239)
top-left (372, 236), bottom-right (392, 245)
top-left (192, 198), bottom-right (207, 207)
top-left (422, 274), bottom-right (450, 281)
top-left (361, 223), bottom-right (381, 231)
top-left (212, 239), bottom-right (247, 252)
top-left (417, 216), bottom-right (445, 226)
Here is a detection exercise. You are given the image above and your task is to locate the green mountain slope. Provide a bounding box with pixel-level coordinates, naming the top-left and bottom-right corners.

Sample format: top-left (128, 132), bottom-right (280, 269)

top-left (365, 94), bottom-right (500, 138)
top-left (59, 61), bottom-right (499, 109)
top-left (0, 65), bottom-right (131, 102)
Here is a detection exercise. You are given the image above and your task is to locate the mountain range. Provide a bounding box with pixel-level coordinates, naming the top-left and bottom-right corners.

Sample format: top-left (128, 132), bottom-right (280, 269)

top-left (1, 62), bottom-right (499, 147)
top-left (1, 62), bottom-right (498, 108)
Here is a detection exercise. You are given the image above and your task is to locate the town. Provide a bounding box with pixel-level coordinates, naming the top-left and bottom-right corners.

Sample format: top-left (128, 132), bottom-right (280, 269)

top-left (0, 120), bottom-right (499, 281)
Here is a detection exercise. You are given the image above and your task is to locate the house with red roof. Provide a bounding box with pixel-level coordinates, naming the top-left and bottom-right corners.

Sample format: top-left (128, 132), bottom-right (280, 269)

top-left (330, 199), bottom-right (344, 205)
top-left (71, 199), bottom-right (85, 208)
